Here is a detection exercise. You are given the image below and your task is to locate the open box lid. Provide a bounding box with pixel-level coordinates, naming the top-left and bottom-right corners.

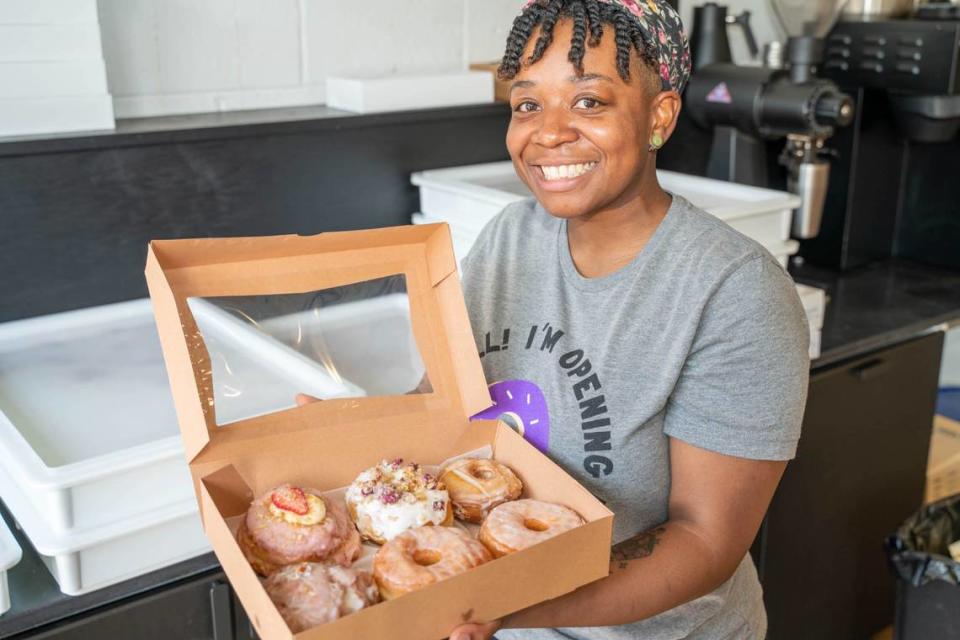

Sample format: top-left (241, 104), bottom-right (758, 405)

top-left (145, 224), bottom-right (491, 463)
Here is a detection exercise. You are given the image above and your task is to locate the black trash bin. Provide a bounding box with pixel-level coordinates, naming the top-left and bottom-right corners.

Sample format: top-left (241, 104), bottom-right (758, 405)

top-left (886, 494), bottom-right (960, 640)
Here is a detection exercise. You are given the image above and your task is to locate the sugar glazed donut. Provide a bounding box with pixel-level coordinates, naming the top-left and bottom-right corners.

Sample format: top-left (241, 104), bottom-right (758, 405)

top-left (479, 499), bottom-right (584, 558)
top-left (238, 484), bottom-right (361, 576)
top-left (440, 458), bottom-right (523, 524)
top-left (345, 459), bottom-right (452, 544)
top-left (264, 562), bottom-right (380, 633)
top-left (372, 526), bottom-right (492, 599)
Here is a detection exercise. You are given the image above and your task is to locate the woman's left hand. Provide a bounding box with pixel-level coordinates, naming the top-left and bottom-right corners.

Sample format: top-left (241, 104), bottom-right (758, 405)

top-left (449, 619), bottom-right (501, 640)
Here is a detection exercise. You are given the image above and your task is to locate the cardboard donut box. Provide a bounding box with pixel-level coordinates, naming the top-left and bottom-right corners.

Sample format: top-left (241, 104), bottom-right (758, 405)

top-left (145, 223), bottom-right (613, 640)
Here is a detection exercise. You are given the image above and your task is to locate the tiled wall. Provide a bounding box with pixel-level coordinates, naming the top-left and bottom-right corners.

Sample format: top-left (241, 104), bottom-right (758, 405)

top-left (6, 0), bottom-right (785, 125)
top-left (98, 0), bottom-right (523, 118)
top-left (0, 0), bottom-right (114, 136)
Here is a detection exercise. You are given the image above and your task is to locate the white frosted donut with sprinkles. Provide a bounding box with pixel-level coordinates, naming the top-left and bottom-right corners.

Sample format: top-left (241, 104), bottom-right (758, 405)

top-left (478, 499), bottom-right (584, 558)
top-left (345, 458), bottom-right (452, 544)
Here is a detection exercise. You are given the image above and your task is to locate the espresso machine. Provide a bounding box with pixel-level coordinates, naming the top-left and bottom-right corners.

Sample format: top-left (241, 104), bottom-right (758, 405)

top-left (798, 1), bottom-right (960, 270)
top-left (684, 2), bottom-right (855, 240)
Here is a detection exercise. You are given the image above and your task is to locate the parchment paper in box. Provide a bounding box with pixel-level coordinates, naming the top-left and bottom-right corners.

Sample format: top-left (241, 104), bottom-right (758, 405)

top-left (145, 224), bottom-right (613, 640)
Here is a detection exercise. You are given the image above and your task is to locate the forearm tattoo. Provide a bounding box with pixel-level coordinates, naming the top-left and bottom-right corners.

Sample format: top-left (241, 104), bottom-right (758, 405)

top-left (610, 527), bottom-right (666, 570)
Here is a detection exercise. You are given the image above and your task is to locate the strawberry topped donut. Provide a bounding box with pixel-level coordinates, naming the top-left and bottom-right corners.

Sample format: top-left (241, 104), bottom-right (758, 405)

top-left (238, 484), bottom-right (361, 576)
top-left (345, 458), bottom-right (452, 544)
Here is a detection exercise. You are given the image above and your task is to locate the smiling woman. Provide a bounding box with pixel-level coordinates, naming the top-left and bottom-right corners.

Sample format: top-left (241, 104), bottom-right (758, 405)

top-left (498, 0), bottom-right (687, 276)
top-left (448, 2), bottom-right (810, 640)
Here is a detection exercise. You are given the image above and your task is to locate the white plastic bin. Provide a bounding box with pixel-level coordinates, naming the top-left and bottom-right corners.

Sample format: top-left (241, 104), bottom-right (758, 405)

top-left (0, 298), bottom-right (364, 532)
top-left (0, 514), bottom-right (21, 614)
top-left (413, 212), bottom-right (800, 269)
top-left (0, 461), bottom-right (208, 596)
top-left (412, 161), bottom-right (801, 248)
top-left (0, 300), bottom-right (194, 531)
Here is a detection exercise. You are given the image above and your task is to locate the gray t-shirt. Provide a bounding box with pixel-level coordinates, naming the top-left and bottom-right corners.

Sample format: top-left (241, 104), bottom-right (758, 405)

top-left (459, 195), bottom-right (810, 640)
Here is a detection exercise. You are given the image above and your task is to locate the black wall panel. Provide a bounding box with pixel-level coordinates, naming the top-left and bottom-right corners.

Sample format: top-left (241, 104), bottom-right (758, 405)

top-left (0, 105), bottom-right (511, 322)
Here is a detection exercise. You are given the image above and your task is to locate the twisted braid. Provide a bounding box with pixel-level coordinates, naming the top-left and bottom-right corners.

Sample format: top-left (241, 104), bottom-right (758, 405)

top-left (497, 0), bottom-right (658, 87)
top-left (498, 6), bottom-right (544, 80)
top-left (611, 10), bottom-right (634, 81)
top-left (567, 2), bottom-right (589, 74)
top-left (529, 1), bottom-right (563, 65)
top-left (584, 0), bottom-right (603, 47)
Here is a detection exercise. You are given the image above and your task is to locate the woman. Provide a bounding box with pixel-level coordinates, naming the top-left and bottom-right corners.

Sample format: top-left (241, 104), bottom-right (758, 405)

top-left (449, 1), bottom-right (810, 639)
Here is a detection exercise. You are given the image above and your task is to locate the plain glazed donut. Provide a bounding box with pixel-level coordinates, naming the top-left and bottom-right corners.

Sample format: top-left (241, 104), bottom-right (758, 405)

top-left (478, 499), bottom-right (584, 558)
top-left (238, 484), bottom-right (361, 576)
top-left (372, 526), bottom-right (492, 599)
top-left (346, 459), bottom-right (453, 544)
top-left (440, 458), bottom-right (523, 524)
top-left (264, 562), bottom-right (379, 632)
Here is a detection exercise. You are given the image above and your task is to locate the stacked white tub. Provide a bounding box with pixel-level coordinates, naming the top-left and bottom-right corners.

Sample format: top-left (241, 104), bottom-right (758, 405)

top-left (411, 161), bottom-right (826, 358)
top-left (0, 293), bottom-right (424, 595)
top-left (0, 300), bottom-right (207, 595)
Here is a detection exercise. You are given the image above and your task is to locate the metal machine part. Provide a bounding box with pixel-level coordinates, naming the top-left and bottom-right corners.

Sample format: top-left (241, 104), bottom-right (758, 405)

top-left (823, 18), bottom-right (960, 95)
top-left (690, 3), bottom-right (759, 69)
top-left (782, 136), bottom-right (832, 238)
top-left (764, 41), bottom-right (786, 69)
top-left (842, 0), bottom-right (919, 19)
top-left (688, 2), bottom-right (854, 239)
top-left (822, 18), bottom-right (960, 141)
top-left (769, 0), bottom-right (849, 38)
top-left (686, 61), bottom-right (854, 139)
top-left (799, 12), bottom-right (960, 269)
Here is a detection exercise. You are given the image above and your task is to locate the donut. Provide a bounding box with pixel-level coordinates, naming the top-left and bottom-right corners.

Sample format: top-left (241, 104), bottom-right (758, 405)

top-left (440, 458), bottom-right (523, 524)
top-left (238, 484), bottom-right (361, 576)
top-left (478, 499), bottom-right (584, 558)
top-left (264, 562), bottom-right (380, 632)
top-left (345, 458), bottom-right (453, 544)
top-left (372, 526), bottom-right (492, 599)
top-left (471, 380), bottom-right (550, 453)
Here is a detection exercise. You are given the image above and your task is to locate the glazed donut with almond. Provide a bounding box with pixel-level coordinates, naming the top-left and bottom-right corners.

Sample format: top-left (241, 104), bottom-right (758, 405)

top-left (372, 526), bottom-right (491, 599)
top-left (440, 458), bottom-right (523, 524)
top-left (238, 484), bottom-right (361, 576)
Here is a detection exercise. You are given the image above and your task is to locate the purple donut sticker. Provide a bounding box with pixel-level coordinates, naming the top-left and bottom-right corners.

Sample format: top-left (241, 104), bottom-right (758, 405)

top-left (471, 380), bottom-right (550, 453)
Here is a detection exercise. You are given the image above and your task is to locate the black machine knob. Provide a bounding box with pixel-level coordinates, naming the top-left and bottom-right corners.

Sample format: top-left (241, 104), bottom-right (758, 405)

top-left (814, 92), bottom-right (855, 128)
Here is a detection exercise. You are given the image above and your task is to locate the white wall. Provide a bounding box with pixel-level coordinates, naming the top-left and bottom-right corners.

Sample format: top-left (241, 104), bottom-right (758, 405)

top-left (3, 1), bottom-right (786, 126)
top-left (0, 0), bottom-right (114, 136)
top-left (98, 0), bottom-right (523, 119)
top-left (942, 328), bottom-right (960, 388)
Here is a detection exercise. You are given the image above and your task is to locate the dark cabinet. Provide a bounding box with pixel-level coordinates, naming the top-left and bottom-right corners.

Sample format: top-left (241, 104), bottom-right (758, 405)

top-left (759, 333), bottom-right (944, 640)
top-left (16, 574), bottom-right (255, 640)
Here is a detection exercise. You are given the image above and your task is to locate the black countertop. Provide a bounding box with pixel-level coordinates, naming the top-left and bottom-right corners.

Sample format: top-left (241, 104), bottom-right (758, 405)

top-left (0, 259), bottom-right (957, 638)
top-left (0, 103), bottom-right (510, 158)
top-left (796, 259), bottom-right (960, 370)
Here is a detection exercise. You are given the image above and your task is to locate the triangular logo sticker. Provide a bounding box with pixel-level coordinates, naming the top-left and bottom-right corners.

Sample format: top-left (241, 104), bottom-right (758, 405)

top-left (706, 82), bottom-right (733, 104)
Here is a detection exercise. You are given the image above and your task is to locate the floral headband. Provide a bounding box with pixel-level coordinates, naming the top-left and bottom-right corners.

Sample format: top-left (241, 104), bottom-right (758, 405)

top-left (522, 0), bottom-right (691, 94)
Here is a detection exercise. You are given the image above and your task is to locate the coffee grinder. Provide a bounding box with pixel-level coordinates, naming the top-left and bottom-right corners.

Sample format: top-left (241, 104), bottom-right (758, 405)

top-left (684, 2), bottom-right (855, 240)
top-left (799, 3), bottom-right (960, 270)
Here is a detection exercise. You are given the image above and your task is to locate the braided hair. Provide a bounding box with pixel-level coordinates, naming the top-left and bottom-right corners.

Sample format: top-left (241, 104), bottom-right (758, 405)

top-left (498, 0), bottom-right (660, 91)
